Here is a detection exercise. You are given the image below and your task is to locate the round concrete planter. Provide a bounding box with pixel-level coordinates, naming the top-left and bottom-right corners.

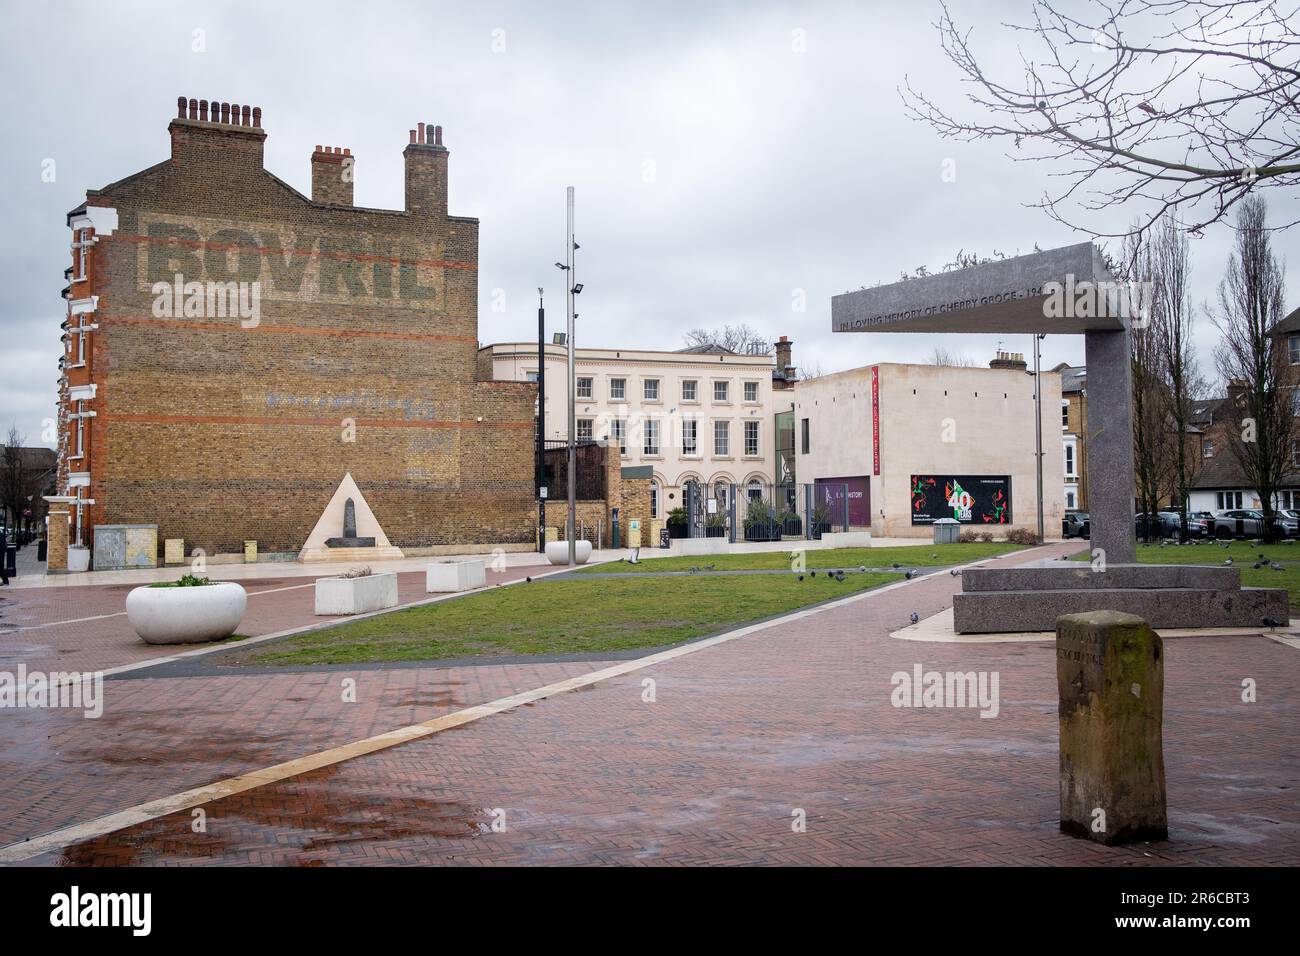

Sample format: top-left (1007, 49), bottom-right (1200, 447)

top-left (545, 540), bottom-right (592, 565)
top-left (125, 581), bottom-right (247, 644)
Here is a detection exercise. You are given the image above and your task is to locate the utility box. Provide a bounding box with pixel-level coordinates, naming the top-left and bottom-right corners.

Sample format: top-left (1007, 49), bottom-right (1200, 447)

top-left (933, 518), bottom-right (960, 544)
top-left (93, 524), bottom-right (158, 571)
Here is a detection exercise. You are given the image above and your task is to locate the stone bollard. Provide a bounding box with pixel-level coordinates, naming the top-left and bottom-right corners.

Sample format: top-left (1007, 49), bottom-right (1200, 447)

top-left (1056, 610), bottom-right (1167, 845)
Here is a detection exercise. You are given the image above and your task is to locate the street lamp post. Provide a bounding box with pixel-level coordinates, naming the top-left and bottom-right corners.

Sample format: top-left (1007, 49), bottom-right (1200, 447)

top-left (1034, 332), bottom-right (1045, 544)
top-left (536, 287), bottom-right (546, 553)
top-left (565, 187), bottom-right (577, 567)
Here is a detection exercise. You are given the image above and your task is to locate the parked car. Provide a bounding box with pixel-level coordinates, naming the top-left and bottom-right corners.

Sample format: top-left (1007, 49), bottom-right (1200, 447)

top-left (1062, 512), bottom-right (1090, 538)
top-left (1209, 509), bottom-right (1299, 540)
top-left (1134, 511), bottom-right (1210, 541)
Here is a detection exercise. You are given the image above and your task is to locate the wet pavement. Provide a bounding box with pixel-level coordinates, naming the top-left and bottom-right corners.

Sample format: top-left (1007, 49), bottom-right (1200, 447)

top-left (2, 541), bottom-right (1297, 866)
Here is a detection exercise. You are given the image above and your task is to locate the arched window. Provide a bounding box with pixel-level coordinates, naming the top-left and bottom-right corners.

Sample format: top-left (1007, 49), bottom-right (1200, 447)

top-left (650, 480), bottom-right (660, 519)
top-left (746, 478), bottom-right (764, 503)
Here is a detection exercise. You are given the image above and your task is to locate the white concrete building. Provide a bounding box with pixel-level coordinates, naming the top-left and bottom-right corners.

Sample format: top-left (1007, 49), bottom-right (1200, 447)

top-left (794, 358), bottom-right (1064, 538)
top-left (481, 339), bottom-right (795, 520)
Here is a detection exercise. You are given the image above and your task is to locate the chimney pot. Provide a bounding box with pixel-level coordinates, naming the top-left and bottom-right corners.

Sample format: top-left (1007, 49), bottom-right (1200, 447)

top-left (177, 96), bottom-right (187, 118)
top-left (434, 125), bottom-right (443, 146)
top-left (241, 105), bottom-right (251, 126)
top-left (188, 98), bottom-right (198, 119)
top-left (418, 122), bottom-right (426, 144)
top-left (409, 129), bottom-right (417, 144)
top-left (199, 99), bottom-right (208, 122)
top-left (252, 106), bottom-right (262, 127)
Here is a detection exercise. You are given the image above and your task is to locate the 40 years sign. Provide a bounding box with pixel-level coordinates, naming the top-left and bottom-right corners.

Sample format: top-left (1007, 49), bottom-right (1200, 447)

top-left (910, 475), bottom-right (1011, 525)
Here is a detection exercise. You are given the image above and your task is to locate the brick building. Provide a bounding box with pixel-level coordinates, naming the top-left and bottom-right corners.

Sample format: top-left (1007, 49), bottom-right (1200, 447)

top-left (49, 97), bottom-right (537, 565)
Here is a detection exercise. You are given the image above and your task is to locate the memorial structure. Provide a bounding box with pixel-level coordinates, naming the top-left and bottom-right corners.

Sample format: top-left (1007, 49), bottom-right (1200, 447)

top-left (832, 243), bottom-right (1288, 632)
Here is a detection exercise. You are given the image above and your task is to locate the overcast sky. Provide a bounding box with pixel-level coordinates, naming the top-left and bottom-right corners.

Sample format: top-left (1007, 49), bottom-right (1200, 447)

top-left (1, 0), bottom-right (1296, 448)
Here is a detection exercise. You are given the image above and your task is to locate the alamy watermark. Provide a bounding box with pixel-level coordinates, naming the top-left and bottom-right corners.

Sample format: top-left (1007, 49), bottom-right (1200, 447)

top-left (0, 666), bottom-right (104, 718)
top-left (151, 272), bottom-right (261, 327)
top-left (890, 663), bottom-right (1000, 718)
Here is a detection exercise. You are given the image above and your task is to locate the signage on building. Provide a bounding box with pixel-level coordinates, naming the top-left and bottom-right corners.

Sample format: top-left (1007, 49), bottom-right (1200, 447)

top-left (815, 477), bottom-right (871, 527)
top-left (871, 366), bottom-right (880, 476)
top-left (910, 475), bottom-right (1011, 525)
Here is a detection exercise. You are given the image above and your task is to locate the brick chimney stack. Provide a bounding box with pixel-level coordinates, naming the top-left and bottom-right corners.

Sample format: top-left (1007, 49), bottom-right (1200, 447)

top-left (169, 96), bottom-right (266, 168)
top-left (311, 145), bottom-right (354, 206)
top-left (775, 335), bottom-right (794, 375)
top-left (989, 350), bottom-right (1028, 371)
top-left (404, 121), bottom-right (448, 217)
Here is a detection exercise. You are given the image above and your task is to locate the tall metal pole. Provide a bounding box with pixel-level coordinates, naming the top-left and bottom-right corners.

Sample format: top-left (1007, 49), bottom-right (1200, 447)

top-left (566, 186), bottom-right (577, 566)
top-left (537, 287), bottom-right (546, 553)
top-left (1034, 332), bottom-right (1045, 543)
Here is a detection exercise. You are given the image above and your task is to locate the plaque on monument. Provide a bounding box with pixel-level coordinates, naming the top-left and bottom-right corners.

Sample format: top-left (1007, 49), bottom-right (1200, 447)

top-left (325, 497), bottom-right (376, 549)
top-left (1056, 611), bottom-right (1167, 845)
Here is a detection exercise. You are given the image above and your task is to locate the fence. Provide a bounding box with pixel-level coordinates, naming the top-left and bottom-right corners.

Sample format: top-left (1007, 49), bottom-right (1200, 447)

top-left (669, 481), bottom-right (850, 543)
top-left (540, 439), bottom-right (607, 502)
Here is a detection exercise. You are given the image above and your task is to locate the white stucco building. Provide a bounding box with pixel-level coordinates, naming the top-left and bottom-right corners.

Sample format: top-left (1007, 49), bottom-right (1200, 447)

top-left (794, 356), bottom-right (1065, 538)
top-left (481, 338), bottom-right (796, 519)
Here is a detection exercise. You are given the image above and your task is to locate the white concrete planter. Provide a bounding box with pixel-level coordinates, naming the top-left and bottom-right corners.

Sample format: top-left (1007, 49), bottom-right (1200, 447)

top-left (819, 531), bottom-right (873, 548)
top-left (126, 581), bottom-right (247, 644)
top-left (545, 540), bottom-right (593, 565)
top-left (315, 571), bottom-right (398, 615)
top-left (67, 546), bottom-right (91, 572)
top-left (677, 537), bottom-right (730, 556)
top-left (426, 559), bottom-right (486, 593)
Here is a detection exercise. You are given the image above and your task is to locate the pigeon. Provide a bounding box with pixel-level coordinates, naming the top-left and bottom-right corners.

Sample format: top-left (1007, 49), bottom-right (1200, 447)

top-left (909, 611), bottom-right (920, 624)
top-left (688, 566), bottom-right (700, 574)
top-left (1224, 558), bottom-right (1233, 566)
top-left (525, 576), bottom-right (532, 583)
top-left (931, 553), bottom-right (938, 559)
top-left (905, 569), bottom-right (917, 580)
top-left (1253, 561), bottom-right (1264, 570)
top-left (1272, 562), bottom-right (1284, 571)
top-left (1262, 617), bottom-right (1285, 629)
top-left (859, 566), bottom-right (867, 573)
top-left (811, 570), bottom-right (817, 578)
top-left (950, 569), bottom-right (962, 576)
top-left (798, 574), bottom-right (804, 582)
top-left (891, 562), bottom-right (901, 569)
top-left (834, 570), bottom-right (845, 583)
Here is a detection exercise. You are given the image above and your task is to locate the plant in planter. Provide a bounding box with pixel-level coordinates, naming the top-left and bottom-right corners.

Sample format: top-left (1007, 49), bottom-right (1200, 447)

top-left (743, 499), bottom-right (781, 542)
top-left (778, 508), bottom-right (802, 538)
top-left (314, 567), bottom-right (399, 615)
top-left (127, 574), bottom-right (247, 644)
top-left (705, 512), bottom-right (727, 538)
top-left (810, 502), bottom-right (834, 540)
top-left (666, 507), bottom-right (689, 539)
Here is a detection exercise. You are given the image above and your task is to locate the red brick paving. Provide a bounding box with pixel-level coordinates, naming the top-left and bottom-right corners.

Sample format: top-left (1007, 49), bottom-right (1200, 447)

top-left (0, 565), bottom-right (540, 674)
top-left (9, 542), bottom-right (1297, 866)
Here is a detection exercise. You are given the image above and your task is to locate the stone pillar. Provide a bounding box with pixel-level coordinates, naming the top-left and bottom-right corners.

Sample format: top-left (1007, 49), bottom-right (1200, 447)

top-left (1057, 610), bottom-right (1166, 845)
top-left (46, 509), bottom-right (70, 572)
top-left (1083, 328), bottom-right (1137, 564)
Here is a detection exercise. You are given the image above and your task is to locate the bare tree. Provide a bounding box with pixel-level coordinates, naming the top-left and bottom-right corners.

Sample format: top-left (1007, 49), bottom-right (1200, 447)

top-left (798, 361), bottom-right (826, 381)
top-left (1214, 194), bottom-right (1293, 540)
top-left (1148, 213), bottom-right (1202, 535)
top-left (682, 323), bottom-right (769, 354)
top-left (1124, 231), bottom-right (1179, 539)
top-left (902, 0), bottom-right (1300, 239)
top-left (1, 426), bottom-right (27, 537)
top-left (928, 347), bottom-right (978, 367)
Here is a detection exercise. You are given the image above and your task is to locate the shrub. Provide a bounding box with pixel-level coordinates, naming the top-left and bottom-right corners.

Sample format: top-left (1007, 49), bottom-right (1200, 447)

top-left (1003, 528), bottom-right (1040, 545)
top-left (340, 566), bottom-right (373, 578)
top-left (149, 574), bottom-right (212, 588)
top-left (958, 530), bottom-right (981, 543)
top-left (666, 507), bottom-right (688, 528)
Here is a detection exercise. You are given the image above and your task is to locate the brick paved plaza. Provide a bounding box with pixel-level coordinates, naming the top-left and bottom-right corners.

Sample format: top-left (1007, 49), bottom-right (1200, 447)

top-left (2, 542), bottom-right (1297, 867)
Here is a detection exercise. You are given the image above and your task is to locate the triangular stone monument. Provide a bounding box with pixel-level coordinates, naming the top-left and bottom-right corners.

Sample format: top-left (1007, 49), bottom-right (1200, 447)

top-left (299, 473), bottom-right (404, 563)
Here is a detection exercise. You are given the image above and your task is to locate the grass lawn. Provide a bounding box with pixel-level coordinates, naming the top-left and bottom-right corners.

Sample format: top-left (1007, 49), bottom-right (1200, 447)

top-left (1069, 539), bottom-right (1300, 605)
top-left (578, 542), bottom-right (1025, 575)
top-left (244, 571), bottom-right (903, 666)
